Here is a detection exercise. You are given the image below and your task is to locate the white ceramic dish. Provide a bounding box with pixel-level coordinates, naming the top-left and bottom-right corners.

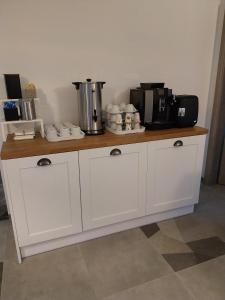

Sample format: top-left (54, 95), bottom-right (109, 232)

top-left (45, 123), bottom-right (85, 142)
top-left (45, 132), bottom-right (85, 142)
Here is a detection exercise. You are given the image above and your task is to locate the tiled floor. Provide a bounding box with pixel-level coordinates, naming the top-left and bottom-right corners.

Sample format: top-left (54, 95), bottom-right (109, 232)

top-left (0, 184), bottom-right (225, 300)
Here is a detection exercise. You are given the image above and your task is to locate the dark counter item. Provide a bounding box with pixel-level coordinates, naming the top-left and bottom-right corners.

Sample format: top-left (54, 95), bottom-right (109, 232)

top-left (3, 102), bottom-right (19, 121)
top-left (140, 82), bottom-right (165, 90)
top-left (4, 74), bottom-right (22, 99)
top-left (130, 83), bottom-right (176, 130)
top-left (4, 107), bottom-right (19, 121)
top-left (175, 95), bottom-right (198, 127)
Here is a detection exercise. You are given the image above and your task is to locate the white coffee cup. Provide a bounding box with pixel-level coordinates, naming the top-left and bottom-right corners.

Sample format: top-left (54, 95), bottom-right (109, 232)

top-left (110, 114), bottom-right (117, 122)
top-left (134, 123), bottom-right (141, 130)
top-left (46, 125), bottom-right (58, 139)
top-left (116, 124), bottom-right (122, 131)
top-left (125, 123), bottom-right (132, 130)
top-left (125, 113), bottom-right (132, 124)
top-left (71, 126), bottom-right (84, 137)
top-left (54, 123), bottom-right (70, 137)
top-left (119, 102), bottom-right (126, 111)
top-left (111, 123), bottom-right (117, 130)
top-left (61, 127), bottom-right (70, 137)
top-left (115, 114), bottom-right (122, 124)
top-left (134, 112), bottom-right (140, 123)
top-left (126, 104), bottom-right (136, 113)
top-left (111, 104), bottom-right (120, 114)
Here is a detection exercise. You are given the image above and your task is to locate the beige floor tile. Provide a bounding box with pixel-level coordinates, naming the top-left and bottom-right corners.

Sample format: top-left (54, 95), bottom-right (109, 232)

top-left (177, 255), bottom-right (225, 300)
top-left (1, 244), bottom-right (97, 300)
top-left (158, 219), bottom-right (184, 242)
top-left (103, 273), bottom-right (196, 300)
top-left (175, 213), bottom-right (225, 242)
top-left (148, 231), bottom-right (192, 254)
top-left (80, 228), bottom-right (173, 299)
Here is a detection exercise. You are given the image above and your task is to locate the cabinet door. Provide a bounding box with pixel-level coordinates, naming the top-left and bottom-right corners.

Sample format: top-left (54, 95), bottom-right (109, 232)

top-left (79, 143), bottom-right (147, 230)
top-left (5, 152), bottom-right (82, 246)
top-left (147, 135), bottom-right (206, 214)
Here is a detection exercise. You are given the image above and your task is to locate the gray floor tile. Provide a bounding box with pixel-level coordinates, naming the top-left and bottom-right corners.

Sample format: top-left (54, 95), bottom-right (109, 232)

top-left (140, 223), bottom-right (160, 238)
top-left (103, 273), bottom-right (196, 300)
top-left (178, 255), bottom-right (225, 300)
top-left (1, 244), bottom-right (97, 300)
top-left (188, 236), bottom-right (225, 259)
top-left (80, 228), bottom-right (173, 299)
top-left (162, 252), bottom-right (211, 271)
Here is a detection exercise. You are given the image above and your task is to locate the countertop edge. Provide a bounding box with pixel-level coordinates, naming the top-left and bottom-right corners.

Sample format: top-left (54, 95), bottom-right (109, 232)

top-left (1, 127), bottom-right (208, 160)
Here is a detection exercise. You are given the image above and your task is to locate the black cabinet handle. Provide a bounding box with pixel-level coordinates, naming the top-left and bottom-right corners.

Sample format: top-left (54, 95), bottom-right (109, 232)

top-left (174, 140), bottom-right (183, 147)
top-left (37, 158), bottom-right (52, 166)
top-left (110, 148), bottom-right (122, 156)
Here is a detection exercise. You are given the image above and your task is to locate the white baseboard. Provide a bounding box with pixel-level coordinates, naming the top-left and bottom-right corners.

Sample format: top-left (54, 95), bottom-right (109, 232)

top-left (20, 205), bottom-right (194, 259)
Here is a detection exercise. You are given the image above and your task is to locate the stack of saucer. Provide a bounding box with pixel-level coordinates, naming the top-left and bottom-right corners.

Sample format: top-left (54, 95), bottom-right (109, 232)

top-left (13, 123), bottom-right (35, 140)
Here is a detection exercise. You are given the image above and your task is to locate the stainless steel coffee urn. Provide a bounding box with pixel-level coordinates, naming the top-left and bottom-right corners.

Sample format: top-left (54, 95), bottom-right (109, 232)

top-left (72, 79), bottom-right (105, 135)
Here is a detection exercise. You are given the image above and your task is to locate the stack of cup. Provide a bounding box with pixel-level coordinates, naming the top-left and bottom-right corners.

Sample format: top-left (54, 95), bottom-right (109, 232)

top-left (105, 104), bottom-right (113, 127)
top-left (45, 125), bottom-right (58, 139)
top-left (109, 105), bottom-right (123, 131)
top-left (124, 104), bottom-right (135, 131)
top-left (133, 112), bottom-right (141, 129)
top-left (105, 103), bottom-right (141, 132)
top-left (125, 112), bottom-right (132, 131)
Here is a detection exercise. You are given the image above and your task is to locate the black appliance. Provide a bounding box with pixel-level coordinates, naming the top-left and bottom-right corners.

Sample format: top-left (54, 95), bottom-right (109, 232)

top-left (175, 95), bottom-right (198, 127)
top-left (4, 74), bottom-right (22, 99)
top-left (3, 74), bottom-right (22, 121)
top-left (130, 83), bottom-right (176, 130)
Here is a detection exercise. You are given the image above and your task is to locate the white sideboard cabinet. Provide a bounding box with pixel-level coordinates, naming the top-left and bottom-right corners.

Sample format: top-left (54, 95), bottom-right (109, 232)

top-left (1, 127), bottom-right (207, 262)
top-left (4, 152), bottom-right (82, 246)
top-left (146, 135), bottom-right (205, 214)
top-left (79, 143), bottom-right (147, 230)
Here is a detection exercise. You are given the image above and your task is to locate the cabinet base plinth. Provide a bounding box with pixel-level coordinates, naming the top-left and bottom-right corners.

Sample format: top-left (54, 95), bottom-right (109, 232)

top-left (20, 205), bottom-right (194, 260)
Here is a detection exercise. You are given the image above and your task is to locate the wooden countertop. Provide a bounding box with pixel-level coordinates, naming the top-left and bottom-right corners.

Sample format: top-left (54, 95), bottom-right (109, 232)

top-left (1, 126), bottom-right (208, 160)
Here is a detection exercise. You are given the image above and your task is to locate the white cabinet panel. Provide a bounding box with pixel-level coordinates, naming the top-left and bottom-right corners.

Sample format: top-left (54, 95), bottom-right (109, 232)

top-left (5, 152), bottom-right (82, 246)
top-left (79, 143), bottom-right (147, 230)
top-left (147, 135), bottom-right (206, 214)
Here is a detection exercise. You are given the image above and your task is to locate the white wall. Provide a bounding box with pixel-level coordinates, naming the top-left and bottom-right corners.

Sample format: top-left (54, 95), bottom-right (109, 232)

top-left (0, 0), bottom-right (220, 126)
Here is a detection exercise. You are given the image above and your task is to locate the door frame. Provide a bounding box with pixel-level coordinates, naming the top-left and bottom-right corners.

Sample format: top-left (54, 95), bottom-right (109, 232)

top-left (204, 11), bottom-right (225, 184)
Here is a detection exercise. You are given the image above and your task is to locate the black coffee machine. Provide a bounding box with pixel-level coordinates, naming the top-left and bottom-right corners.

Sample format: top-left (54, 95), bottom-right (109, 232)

top-left (130, 83), bottom-right (177, 130)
